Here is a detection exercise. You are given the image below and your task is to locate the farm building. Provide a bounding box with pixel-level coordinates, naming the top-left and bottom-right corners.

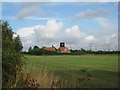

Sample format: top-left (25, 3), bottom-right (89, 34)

top-left (44, 42), bottom-right (71, 53)
top-left (58, 42), bottom-right (71, 53)
top-left (44, 46), bottom-right (56, 51)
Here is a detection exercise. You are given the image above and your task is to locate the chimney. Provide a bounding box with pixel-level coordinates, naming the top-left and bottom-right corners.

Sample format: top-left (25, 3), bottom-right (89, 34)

top-left (60, 42), bottom-right (65, 47)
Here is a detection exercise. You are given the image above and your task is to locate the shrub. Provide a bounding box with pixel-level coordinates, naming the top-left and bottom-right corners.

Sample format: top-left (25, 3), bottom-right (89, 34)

top-left (1, 21), bottom-right (23, 88)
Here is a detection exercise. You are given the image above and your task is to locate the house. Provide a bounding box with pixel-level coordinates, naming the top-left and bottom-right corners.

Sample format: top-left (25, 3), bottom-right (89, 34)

top-left (44, 45), bottom-right (56, 51)
top-left (44, 42), bottom-right (71, 53)
top-left (58, 42), bottom-right (71, 53)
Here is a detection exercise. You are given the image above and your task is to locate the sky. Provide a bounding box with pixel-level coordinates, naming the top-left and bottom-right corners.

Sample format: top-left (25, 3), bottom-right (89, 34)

top-left (1, 2), bottom-right (118, 51)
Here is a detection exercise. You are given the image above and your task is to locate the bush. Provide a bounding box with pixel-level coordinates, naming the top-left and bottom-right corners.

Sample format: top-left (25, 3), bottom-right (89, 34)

top-left (29, 48), bottom-right (57, 55)
top-left (1, 21), bottom-right (23, 88)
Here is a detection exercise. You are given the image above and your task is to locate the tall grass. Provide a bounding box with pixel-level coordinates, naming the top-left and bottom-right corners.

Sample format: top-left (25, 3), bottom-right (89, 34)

top-left (12, 67), bottom-right (58, 88)
top-left (13, 65), bottom-right (92, 88)
top-left (13, 55), bottom-right (118, 88)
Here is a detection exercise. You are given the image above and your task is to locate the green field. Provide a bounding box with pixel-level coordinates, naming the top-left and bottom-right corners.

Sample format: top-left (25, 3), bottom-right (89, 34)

top-left (23, 55), bottom-right (118, 88)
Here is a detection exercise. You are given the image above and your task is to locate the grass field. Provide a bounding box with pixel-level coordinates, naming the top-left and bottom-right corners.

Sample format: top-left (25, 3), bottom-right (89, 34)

top-left (22, 55), bottom-right (118, 88)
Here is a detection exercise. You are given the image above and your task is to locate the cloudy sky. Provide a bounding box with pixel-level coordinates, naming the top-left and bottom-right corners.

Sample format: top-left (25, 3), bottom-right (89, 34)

top-left (2, 2), bottom-right (118, 51)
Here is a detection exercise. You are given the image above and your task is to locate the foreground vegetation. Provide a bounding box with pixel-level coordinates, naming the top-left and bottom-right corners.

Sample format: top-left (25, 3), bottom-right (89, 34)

top-left (1, 21), bottom-right (23, 88)
top-left (22, 55), bottom-right (118, 88)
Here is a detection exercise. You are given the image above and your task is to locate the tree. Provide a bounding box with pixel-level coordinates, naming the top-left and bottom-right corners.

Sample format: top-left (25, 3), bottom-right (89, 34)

top-left (1, 21), bottom-right (23, 88)
top-left (28, 46), bottom-right (32, 52)
top-left (33, 45), bottom-right (39, 49)
top-left (13, 35), bottom-right (23, 52)
top-left (41, 46), bottom-right (46, 49)
top-left (80, 48), bottom-right (86, 52)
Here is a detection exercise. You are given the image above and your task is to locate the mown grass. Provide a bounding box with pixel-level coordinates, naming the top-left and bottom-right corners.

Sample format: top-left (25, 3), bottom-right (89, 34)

top-left (22, 55), bottom-right (118, 88)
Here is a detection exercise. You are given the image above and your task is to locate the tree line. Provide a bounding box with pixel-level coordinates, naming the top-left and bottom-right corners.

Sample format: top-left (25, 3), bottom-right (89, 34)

top-left (23, 46), bottom-right (120, 55)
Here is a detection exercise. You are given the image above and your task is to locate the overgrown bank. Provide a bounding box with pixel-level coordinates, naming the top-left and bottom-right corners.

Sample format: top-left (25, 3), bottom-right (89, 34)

top-left (1, 21), bottom-right (23, 88)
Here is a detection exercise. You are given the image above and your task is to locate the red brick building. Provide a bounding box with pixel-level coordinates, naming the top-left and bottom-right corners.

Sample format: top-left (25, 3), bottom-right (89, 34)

top-left (58, 42), bottom-right (71, 53)
top-left (58, 47), bottom-right (71, 53)
top-left (44, 47), bottom-right (56, 51)
top-left (44, 42), bottom-right (71, 53)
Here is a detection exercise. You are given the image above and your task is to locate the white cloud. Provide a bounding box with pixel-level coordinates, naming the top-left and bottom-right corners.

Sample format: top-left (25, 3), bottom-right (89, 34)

top-left (105, 33), bottom-right (118, 44)
top-left (94, 17), bottom-right (114, 30)
top-left (25, 17), bottom-right (53, 20)
top-left (34, 19), bottom-right (63, 38)
top-left (94, 17), bottom-right (118, 35)
top-left (17, 19), bottom-right (118, 51)
top-left (91, 17), bottom-right (118, 50)
top-left (85, 35), bottom-right (95, 41)
top-left (17, 3), bottom-right (44, 19)
top-left (17, 19), bottom-right (64, 51)
top-left (65, 25), bottom-right (85, 38)
top-left (17, 27), bottom-right (35, 37)
top-left (68, 8), bottom-right (109, 22)
top-left (17, 19), bottom-right (87, 51)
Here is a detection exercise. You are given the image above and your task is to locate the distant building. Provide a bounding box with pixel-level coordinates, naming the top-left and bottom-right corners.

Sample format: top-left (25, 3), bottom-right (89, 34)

top-left (44, 42), bottom-right (71, 53)
top-left (44, 45), bottom-right (56, 51)
top-left (58, 42), bottom-right (71, 53)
